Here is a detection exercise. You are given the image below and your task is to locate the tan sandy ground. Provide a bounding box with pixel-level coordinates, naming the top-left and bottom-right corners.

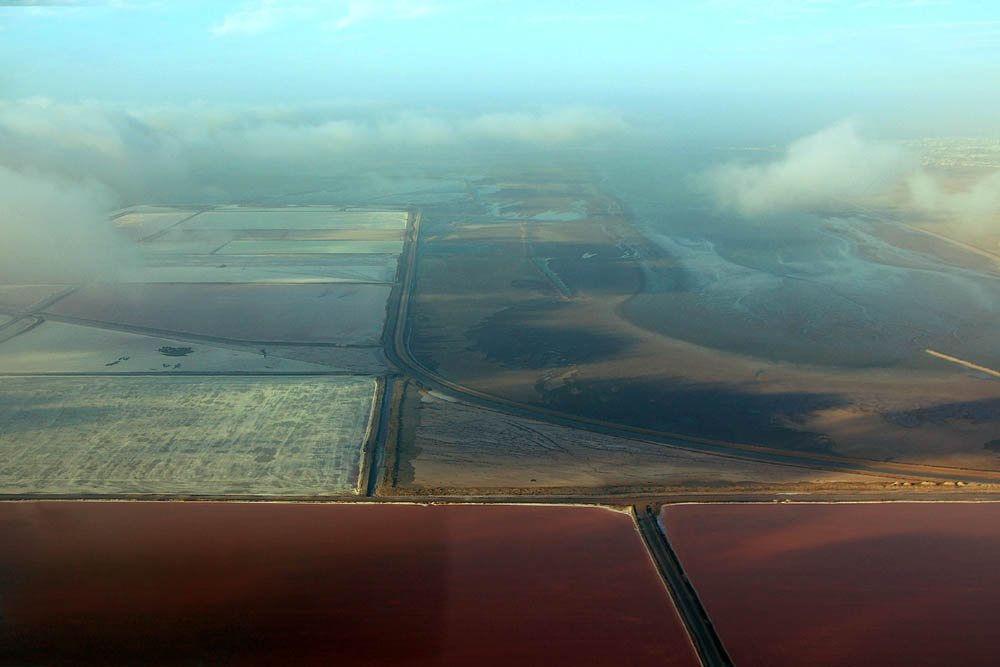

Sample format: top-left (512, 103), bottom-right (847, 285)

top-left (388, 388), bottom-right (903, 495)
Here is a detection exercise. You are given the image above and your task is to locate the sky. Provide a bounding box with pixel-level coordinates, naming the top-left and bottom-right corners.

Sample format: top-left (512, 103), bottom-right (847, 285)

top-left (1, 1), bottom-right (998, 137)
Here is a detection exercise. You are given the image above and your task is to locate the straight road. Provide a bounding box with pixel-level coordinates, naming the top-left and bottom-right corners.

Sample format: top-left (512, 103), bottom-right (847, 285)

top-left (634, 504), bottom-right (733, 667)
top-left (364, 376), bottom-right (401, 496)
top-left (7, 489), bottom-right (1000, 505)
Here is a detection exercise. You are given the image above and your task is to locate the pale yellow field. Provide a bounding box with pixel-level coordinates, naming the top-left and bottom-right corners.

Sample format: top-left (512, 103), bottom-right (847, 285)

top-left (0, 376), bottom-right (376, 496)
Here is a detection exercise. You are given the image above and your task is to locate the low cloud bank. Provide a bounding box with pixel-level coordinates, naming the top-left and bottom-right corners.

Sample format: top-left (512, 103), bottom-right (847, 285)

top-left (0, 99), bottom-right (627, 281)
top-left (703, 120), bottom-right (1000, 228)
top-left (703, 121), bottom-right (909, 216)
top-left (0, 167), bottom-right (135, 283)
top-left (0, 98), bottom-right (627, 203)
top-left (462, 108), bottom-right (627, 145)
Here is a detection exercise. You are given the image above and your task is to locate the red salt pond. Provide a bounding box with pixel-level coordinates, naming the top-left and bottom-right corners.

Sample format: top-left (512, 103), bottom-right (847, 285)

top-left (0, 502), bottom-right (697, 666)
top-left (660, 502), bottom-right (1000, 666)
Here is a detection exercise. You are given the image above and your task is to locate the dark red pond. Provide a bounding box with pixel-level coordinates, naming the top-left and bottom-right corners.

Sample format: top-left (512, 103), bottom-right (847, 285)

top-left (0, 502), bottom-right (697, 666)
top-left (660, 502), bottom-right (1000, 666)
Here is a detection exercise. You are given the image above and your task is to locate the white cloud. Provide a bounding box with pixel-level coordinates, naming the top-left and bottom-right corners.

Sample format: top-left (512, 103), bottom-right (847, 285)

top-left (0, 1), bottom-right (156, 7)
top-left (332, 0), bottom-right (440, 30)
top-left (211, 0), bottom-right (442, 36)
top-left (703, 120), bottom-right (909, 216)
top-left (0, 98), bottom-right (627, 278)
top-left (0, 1), bottom-right (88, 5)
top-left (461, 107), bottom-right (627, 145)
top-left (0, 166), bottom-right (136, 282)
top-left (211, 1), bottom-right (287, 35)
top-left (0, 98), bottom-right (627, 203)
top-left (907, 169), bottom-right (1000, 228)
top-left (704, 120), bottom-right (1000, 228)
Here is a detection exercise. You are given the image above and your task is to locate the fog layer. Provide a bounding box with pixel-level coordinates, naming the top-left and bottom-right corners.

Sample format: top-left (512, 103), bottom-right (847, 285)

top-left (2, 92), bottom-right (997, 284)
top-left (0, 99), bottom-right (625, 280)
top-left (0, 167), bottom-right (134, 283)
top-left (0, 99), bottom-right (625, 202)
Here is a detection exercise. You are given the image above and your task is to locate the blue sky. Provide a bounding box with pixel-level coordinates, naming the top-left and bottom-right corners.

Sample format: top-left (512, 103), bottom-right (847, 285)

top-left (0, 1), bottom-right (998, 136)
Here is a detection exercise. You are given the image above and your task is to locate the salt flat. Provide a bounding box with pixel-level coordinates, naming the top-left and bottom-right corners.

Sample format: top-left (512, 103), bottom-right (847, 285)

top-left (0, 206), bottom-right (405, 498)
top-left (0, 376), bottom-right (376, 496)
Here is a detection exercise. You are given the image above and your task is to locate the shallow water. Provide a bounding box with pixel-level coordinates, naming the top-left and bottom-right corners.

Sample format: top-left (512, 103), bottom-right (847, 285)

top-left (1, 502), bottom-right (698, 667)
top-left (661, 502), bottom-right (1000, 666)
top-left (597, 151), bottom-right (1000, 368)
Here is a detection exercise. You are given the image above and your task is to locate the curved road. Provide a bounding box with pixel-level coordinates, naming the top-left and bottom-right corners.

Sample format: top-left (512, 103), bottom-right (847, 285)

top-left (385, 208), bottom-right (1000, 486)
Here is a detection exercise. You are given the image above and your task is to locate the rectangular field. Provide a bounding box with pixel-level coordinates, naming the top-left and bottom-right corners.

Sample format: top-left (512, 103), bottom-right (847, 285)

top-left (216, 239), bottom-right (403, 255)
top-left (178, 209), bottom-right (407, 231)
top-left (387, 387), bottom-right (898, 495)
top-left (46, 283), bottom-right (393, 344)
top-left (112, 207), bottom-right (198, 241)
top-left (659, 502), bottom-right (1000, 666)
top-left (0, 321), bottom-right (333, 373)
top-left (0, 503), bottom-right (698, 666)
top-left (154, 227), bottom-right (404, 243)
top-left (0, 376), bottom-right (375, 496)
top-left (124, 254), bottom-right (399, 284)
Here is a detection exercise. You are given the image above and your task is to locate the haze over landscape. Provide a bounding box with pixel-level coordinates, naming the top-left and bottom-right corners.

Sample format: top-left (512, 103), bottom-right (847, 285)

top-left (1, 1), bottom-right (999, 665)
